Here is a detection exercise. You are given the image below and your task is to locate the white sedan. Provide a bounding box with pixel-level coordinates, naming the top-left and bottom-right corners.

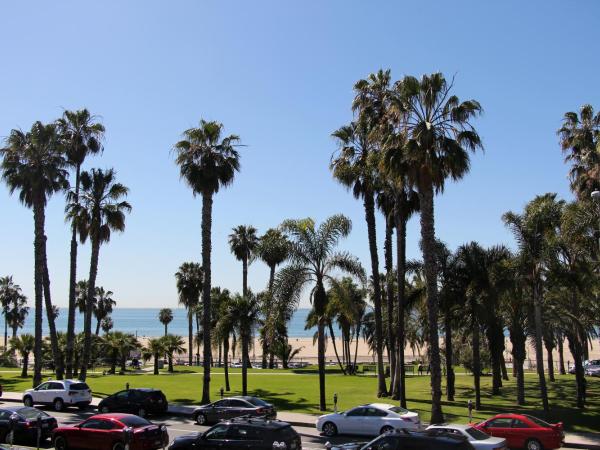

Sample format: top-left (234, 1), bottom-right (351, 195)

top-left (316, 403), bottom-right (421, 437)
top-left (427, 424), bottom-right (507, 450)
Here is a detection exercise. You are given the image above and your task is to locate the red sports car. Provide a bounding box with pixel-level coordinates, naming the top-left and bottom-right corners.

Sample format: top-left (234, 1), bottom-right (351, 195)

top-left (474, 413), bottom-right (564, 450)
top-left (52, 413), bottom-right (169, 450)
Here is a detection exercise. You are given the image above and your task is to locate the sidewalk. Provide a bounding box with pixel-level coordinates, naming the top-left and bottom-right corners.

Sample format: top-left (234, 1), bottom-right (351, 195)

top-left (1, 392), bottom-right (598, 449)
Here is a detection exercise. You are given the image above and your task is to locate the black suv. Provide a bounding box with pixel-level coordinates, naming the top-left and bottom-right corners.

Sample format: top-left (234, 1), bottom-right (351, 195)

top-left (169, 417), bottom-right (301, 450)
top-left (98, 388), bottom-right (168, 417)
top-left (327, 430), bottom-right (474, 450)
top-left (192, 396), bottom-right (276, 425)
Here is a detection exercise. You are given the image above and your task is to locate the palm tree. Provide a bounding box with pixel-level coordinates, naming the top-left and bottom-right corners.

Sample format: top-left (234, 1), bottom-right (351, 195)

top-left (75, 280), bottom-right (91, 314)
top-left (503, 193), bottom-right (564, 412)
top-left (384, 73), bottom-right (483, 423)
top-left (255, 229), bottom-right (290, 368)
top-left (159, 308), bottom-right (174, 336)
top-left (142, 338), bottom-right (165, 375)
top-left (226, 293), bottom-right (260, 395)
top-left (174, 119), bottom-right (241, 404)
top-left (161, 334), bottom-right (185, 373)
top-left (213, 288), bottom-right (234, 390)
top-left (274, 215), bottom-right (365, 410)
top-left (272, 342), bottom-right (303, 369)
top-left (175, 262), bottom-right (203, 366)
top-left (100, 317), bottom-right (113, 335)
top-left (331, 120), bottom-right (388, 396)
top-left (66, 168), bottom-right (131, 381)
top-left (94, 287), bottom-right (116, 335)
top-left (10, 334), bottom-right (35, 377)
top-left (1, 121), bottom-right (69, 386)
top-left (58, 109), bottom-right (105, 379)
top-left (228, 225), bottom-right (259, 296)
top-left (6, 292), bottom-right (29, 340)
top-left (103, 332), bottom-right (123, 374)
top-left (0, 276), bottom-right (22, 349)
top-left (557, 104), bottom-right (600, 200)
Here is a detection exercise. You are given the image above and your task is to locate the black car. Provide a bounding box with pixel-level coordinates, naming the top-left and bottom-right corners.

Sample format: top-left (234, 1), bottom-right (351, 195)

top-left (0, 406), bottom-right (57, 444)
top-left (98, 388), bottom-right (168, 417)
top-left (192, 396), bottom-right (276, 425)
top-left (326, 430), bottom-right (474, 450)
top-left (169, 417), bottom-right (301, 450)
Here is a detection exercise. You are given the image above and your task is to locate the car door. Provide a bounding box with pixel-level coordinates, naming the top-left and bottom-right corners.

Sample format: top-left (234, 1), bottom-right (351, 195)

top-left (227, 400), bottom-right (253, 420)
top-left (341, 407), bottom-right (370, 435)
top-left (47, 382), bottom-right (64, 404)
top-left (209, 400), bottom-right (231, 423)
top-left (33, 383), bottom-right (50, 403)
top-left (226, 425), bottom-right (262, 449)
top-left (200, 424), bottom-right (229, 450)
top-left (68, 419), bottom-right (104, 449)
top-left (511, 418), bottom-right (532, 449)
top-left (112, 390), bottom-right (131, 412)
top-left (366, 407), bottom-right (390, 435)
top-left (484, 418), bottom-right (515, 447)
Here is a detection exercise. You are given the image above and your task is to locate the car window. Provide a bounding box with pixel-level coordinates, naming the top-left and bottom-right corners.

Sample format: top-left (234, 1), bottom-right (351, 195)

top-left (227, 425), bottom-right (261, 440)
top-left (389, 407), bottom-right (409, 415)
top-left (49, 382), bottom-right (63, 390)
top-left (512, 420), bottom-right (530, 429)
top-left (36, 383), bottom-right (49, 391)
top-left (229, 400), bottom-right (249, 407)
top-left (347, 407), bottom-right (368, 417)
top-left (69, 383), bottom-right (90, 391)
top-left (487, 418), bottom-right (513, 428)
top-left (115, 391), bottom-right (129, 400)
top-left (18, 408), bottom-right (50, 420)
top-left (205, 425), bottom-right (229, 440)
top-left (367, 407), bottom-right (388, 417)
top-left (246, 397), bottom-right (269, 407)
top-left (119, 416), bottom-right (152, 428)
top-left (523, 415), bottom-right (550, 428)
top-left (0, 411), bottom-right (12, 420)
top-left (213, 400), bottom-right (229, 407)
top-left (465, 427), bottom-right (490, 440)
top-left (81, 419), bottom-right (106, 429)
top-left (363, 436), bottom-right (399, 450)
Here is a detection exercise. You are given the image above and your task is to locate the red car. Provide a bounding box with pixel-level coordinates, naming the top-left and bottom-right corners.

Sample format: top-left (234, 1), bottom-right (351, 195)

top-left (52, 413), bottom-right (169, 450)
top-left (474, 414), bottom-right (564, 450)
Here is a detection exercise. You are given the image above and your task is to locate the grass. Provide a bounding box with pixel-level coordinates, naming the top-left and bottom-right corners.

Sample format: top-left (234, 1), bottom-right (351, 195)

top-left (0, 367), bottom-right (598, 433)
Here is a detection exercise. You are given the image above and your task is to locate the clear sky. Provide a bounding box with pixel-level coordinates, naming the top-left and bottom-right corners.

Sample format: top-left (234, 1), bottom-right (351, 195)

top-left (1, 1), bottom-right (598, 309)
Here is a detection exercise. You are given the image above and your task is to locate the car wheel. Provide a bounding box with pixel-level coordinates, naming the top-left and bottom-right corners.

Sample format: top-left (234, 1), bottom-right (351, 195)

top-left (2, 430), bottom-right (14, 444)
top-left (322, 422), bottom-right (338, 437)
top-left (381, 426), bottom-right (395, 434)
top-left (195, 413), bottom-right (207, 425)
top-left (137, 407), bottom-right (146, 418)
top-left (112, 442), bottom-right (125, 450)
top-left (54, 398), bottom-right (65, 412)
top-left (526, 439), bottom-right (543, 450)
top-left (23, 396), bottom-right (33, 407)
top-left (54, 436), bottom-right (68, 450)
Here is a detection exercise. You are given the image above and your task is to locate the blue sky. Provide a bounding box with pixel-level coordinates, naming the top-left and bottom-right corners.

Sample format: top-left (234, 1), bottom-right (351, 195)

top-left (1, 1), bottom-right (598, 309)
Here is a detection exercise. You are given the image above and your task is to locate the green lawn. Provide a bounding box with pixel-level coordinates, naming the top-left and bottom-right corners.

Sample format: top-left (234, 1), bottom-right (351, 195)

top-left (1, 367), bottom-right (598, 433)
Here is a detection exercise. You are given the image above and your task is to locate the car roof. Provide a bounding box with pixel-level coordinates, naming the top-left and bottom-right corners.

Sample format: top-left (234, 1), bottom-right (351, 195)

top-left (389, 430), bottom-right (467, 443)
top-left (92, 413), bottom-right (140, 420)
top-left (366, 403), bottom-right (397, 410)
top-left (225, 417), bottom-right (290, 429)
top-left (0, 406), bottom-right (34, 413)
top-left (131, 388), bottom-right (162, 392)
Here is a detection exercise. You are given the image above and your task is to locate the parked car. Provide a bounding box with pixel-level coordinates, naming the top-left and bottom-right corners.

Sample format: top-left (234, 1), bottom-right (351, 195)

top-left (427, 424), bottom-right (507, 450)
top-left (473, 414), bottom-right (564, 450)
top-left (316, 403), bottom-right (421, 437)
top-left (22, 379), bottom-right (92, 411)
top-left (98, 388), bottom-right (168, 417)
top-left (52, 413), bottom-right (168, 450)
top-left (325, 429), bottom-right (474, 450)
top-left (192, 396), bottom-right (276, 425)
top-left (0, 406), bottom-right (57, 444)
top-left (169, 416), bottom-right (301, 450)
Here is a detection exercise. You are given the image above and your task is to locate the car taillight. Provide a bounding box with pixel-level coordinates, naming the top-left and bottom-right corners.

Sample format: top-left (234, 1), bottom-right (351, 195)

top-left (401, 417), bottom-right (414, 421)
top-left (257, 408), bottom-right (266, 414)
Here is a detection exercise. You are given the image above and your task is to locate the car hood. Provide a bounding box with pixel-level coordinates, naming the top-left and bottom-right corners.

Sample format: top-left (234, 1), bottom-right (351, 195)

top-left (318, 412), bottom-right (342, 421)
top-left (325, 441), bottom-right (367, 450)
top-left (473, 437), bottom-right (507, 448)
top-left (172, 433), bottom-right (201, 444)
top-left (24, 388), bottom-right (34, 394)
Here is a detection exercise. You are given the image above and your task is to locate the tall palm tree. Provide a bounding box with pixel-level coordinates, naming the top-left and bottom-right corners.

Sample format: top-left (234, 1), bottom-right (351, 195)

top-left (213, 288), bottom-right (234, 390)
top-left (58, 109), bottom-right (105, 379)
top-left (159, 308), bottom-right (174, 336)
top-left (226, 293), bottom-right (260, 395)
top-left (0, 276), bottom-right (22, 349)
top-left (10, 334), bottom-right (35, 377)
top-left (1, 121), bottom-right (69, 386)
top-left (161, 334), bottom-right (185, 373)
top-left (6, 292), bottom-right (29, 340)
top-left (66, 168), bottom-right (131, 381)
top-left (503, 193), bottom-right (564, 412)
top-left (255, 229), bottom-right (290, 368)
top-left (142, 338), bottom-right (165, 375)
top-left (94, 287), bottom-right (116, 335)
top-left (331, 120), bottom-right (388, 396)
top-left (228, 225), bottom-right (259, 296)
top-left (75, 280), bottom-right (91, 314)
top-left (174, 119), bottom-right (241, 404)
top-left (175, 262), bottom-right (203, 366)
top-left (557, 104), bottom-right (600, 200)
top-left (274, 215), bottom-right (365, 410)
top-left (384, 73), bottom-right (482, 423)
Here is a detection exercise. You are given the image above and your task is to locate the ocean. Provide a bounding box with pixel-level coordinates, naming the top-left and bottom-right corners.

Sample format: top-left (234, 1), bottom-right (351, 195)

top-left (14, 308), bottom-right (323, 338)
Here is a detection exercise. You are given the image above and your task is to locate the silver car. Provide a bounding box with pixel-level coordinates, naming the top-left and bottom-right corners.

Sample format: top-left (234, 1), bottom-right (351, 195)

top-left (427, 424), bottom-right (507, 450)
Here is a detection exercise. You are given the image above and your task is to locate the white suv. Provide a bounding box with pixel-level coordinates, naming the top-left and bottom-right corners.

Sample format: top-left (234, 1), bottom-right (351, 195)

top-left (23, 379), bottom-right (92, 411)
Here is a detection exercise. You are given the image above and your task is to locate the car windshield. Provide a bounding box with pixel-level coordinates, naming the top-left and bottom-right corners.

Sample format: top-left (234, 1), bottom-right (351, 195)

top-left (389, 406), bottom-right (409, 414)
top-left (119, 416), bottom-right (152, 428)
top-left (18, 408), bottom-right (50, 420)
top-left (465, 427), bottom-right (490, 440)
top-left (524, 415), bottom-right (551, 428)
top-left (69, 383), bottom-right (90, 391)
top-left (246, 397), bottom-right (269, 407)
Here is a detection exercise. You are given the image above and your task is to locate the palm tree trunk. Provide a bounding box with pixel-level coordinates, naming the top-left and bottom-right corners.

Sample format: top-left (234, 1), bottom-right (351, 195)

top-left (472, 314), bottom-right (481, 410)
top-left (42, 258), bottom-right (63, 379)
top-left (417, 183), bottom-right (443, 423)
top-left (153, 352), bottom-right (159, 375)
top-left (328, 323), bottom-right (346, 374)
top-left (3, 317), bottom-right (7, 351)
top-left (242, 333), bottom-right (249, 395)
top-left (32, 199), bottom-right (45, 388)
top-left (558, 335), bottom-right (566, 375)
top-left (224, 335), bottom-right (230, 391)
top-left (383, 218), bottom-right (396, 393)
top-left (317, 317), bottom-right (326, 411)
top-left (353, 321), bottom-right (361, 371)
top-left (545, 338), bottom-right (555, 382)
top-left (95, 318), bottom-right (101, 336)
top-left (532, 274), bottom-right (549, 411)
top-left (168, 352), bottom-right (173, 372)
top-left (393, 203), bottom-right (407, 407)
top-left (242, 257), bottom-right (248, 297)
top-left (501, 355), bottom-right (509, 381)
top-left (363, 191), bottom-right (387, 396)
top-left (263, 265), bottom-right (276, 369)
top-left (80, 235), bottom-right (100, 381)
top-left (66, 165), bottom-right (81, 379)
top-left (201, 192), bottom-right (213, 404)
top-left (567, 332), bottom-right (586, 408)
top-left (164, 323), bottom-right (167, 337)
top-left (444, 315), bottom-right (455, 401)
top-left (188, 311), bottom-right (193, 366)
top-left (22, 353), bottom-right (29, 378)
